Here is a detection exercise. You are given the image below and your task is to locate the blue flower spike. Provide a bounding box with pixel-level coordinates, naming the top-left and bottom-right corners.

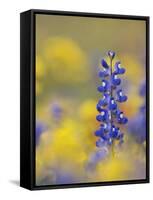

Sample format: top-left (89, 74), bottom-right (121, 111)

top-left (95, 128), bottom-right (103, 137)
top-left (95, 50), bottom-right (128, 157)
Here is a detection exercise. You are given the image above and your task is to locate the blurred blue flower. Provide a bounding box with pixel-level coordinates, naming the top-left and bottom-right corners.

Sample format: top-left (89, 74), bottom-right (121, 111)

top-left (128, 81), bottom-right (146, 143)
top-left (36, 121), bottom-right (46, 145)
top-left (55, 171), bottom-right (76, 184)
top-left (86, 148), bottom-right (109, 171)
top-left (50, 103), bottom-right (62, 120)
top-left (128, 111), bottom-right (146, 143)
top-left (139, 80), bottom-right (146, 97)
top-left (96, 137), bottom-right (107, 147)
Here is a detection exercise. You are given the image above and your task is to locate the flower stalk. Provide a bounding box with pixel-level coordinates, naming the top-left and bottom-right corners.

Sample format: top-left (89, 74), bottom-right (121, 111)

top-left (95, 50), bottom-right (128, 157)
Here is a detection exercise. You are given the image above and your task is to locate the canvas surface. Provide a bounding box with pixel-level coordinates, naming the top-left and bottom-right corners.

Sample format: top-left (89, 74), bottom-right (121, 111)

top-left (35, 14), bottom-right (147, 186)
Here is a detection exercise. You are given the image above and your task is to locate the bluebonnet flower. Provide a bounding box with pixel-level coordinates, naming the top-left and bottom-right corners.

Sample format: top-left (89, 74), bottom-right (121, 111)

top-left (109, 125), bottom-right (119, 138)
top-left (112, 73), bottom-right (121, 86)
top-left (98, 68), bottom-right (109, 78)
top-left (95, 50), bottom-right (128, 156)
top-left (117, 111), bottom-right (128, 124)
top-left (109, 97), bottom-right (117, 110)
top-left (95, 124), bottom-right (110, 140)
top-left (96, 109), bottom-right (109, 122)
top-left (117, 89), bottom-right (127, 102)
top-left (100, 123), bottom-right (110, 132)
top-left (114, 61), bottom-right (125, 74)
top-left (97, 80), bottom-right (110, 92)
top-left (97, 94), bottom-right (110, 109)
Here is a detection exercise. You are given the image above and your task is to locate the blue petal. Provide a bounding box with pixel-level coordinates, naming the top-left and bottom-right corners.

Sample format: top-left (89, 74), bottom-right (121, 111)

top-left (98, 99), bottom-right (105, 106)
top-left (119, 96), bottom-right (128, 102)
top-left (101, 134), bottom-right (110, 141)
top-left (98, 70), bottom-right (109, 78)
top-left (111, 74), bottom-right (121, 86)
top-left (100, 123), bottom-right (110, 133)
top-left (109, 97), bottom-right (117, 110)
top-left (122, 117), bottom-right (128, 124)
top-left (114, 62), bottom-right (125, 74)
top-left (97, 95), bottom-right (109, 107)
top-left (101, 59), bottom-right (109, 69)
top-left (96, 115), bottom-right (103, 121)
top-left (95, 129), bottom-right (102, 137)
top-left (119, 68), bottom-right (125, 74)
top-left (117, 90), bottom-right (128, 102)
top-left (98, 71), bottom-right (105, 77)
top-left (96, 103), bottom-right (103, 112)
top-left (97, 86), bottom-right (104, 92)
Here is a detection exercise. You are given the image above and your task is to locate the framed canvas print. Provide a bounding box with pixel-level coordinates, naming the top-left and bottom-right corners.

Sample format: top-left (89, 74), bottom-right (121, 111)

top-left (20, 9), bottom-right (149, 190)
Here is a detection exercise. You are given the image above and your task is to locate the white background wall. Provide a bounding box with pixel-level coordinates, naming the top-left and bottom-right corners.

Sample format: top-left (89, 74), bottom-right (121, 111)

top-left (0, 0), bottom-right (152, 199)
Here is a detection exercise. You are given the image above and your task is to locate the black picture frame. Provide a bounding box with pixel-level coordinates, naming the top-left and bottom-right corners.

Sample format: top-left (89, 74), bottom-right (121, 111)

top-left (20, 9), bottom-right (150, 190)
